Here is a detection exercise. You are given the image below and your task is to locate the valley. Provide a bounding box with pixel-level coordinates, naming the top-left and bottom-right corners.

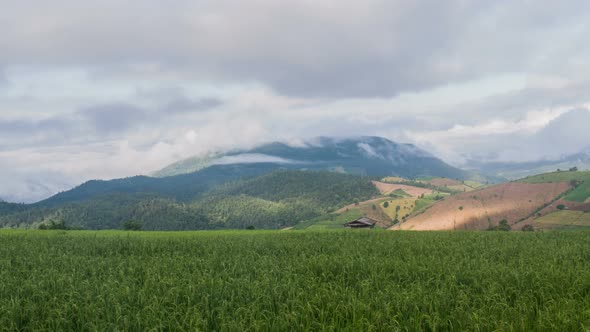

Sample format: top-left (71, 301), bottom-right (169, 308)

top-left (1, 137), bottom-right (590, 232)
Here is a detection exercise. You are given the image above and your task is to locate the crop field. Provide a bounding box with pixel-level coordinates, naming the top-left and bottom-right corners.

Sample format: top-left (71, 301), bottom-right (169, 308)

top-left (565, 180), bottom-right (590, 202)
top-left (535, 211), bottom-right (590, 229)
top-left (518, 170), bottom-right (590, 184)
top-left (397, 182), bottom-right (571, 230)
top-left (379, 198), bottom-right (415, 220)
top-left (1, 230), bottom-right (589, 330)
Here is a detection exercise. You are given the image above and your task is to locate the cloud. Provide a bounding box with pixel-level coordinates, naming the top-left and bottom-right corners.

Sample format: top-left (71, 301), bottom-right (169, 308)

top-left (1, 1), bottom-right (590, 201)
top-left (211, 153), bottom-right (301, 166)
top-left (80, 103), bottom-right (148, 134)
top-left (1, 1), bottom-right (589, 97)
top-left (161, 97), bottom-right (222, 114)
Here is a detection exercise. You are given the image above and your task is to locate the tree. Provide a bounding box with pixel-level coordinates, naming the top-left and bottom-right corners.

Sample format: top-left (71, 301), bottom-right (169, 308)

top-left (458, 206), bottom-right (464, 211)
top-left (556, 204), bottom-right (566, 210)
top-left (498, 219), bottom-right (511, 231)
top-left (569, 166), bottom-right (578, 172)
top-left (39, 220), bottom-right (67, 230)
top-left (122, 220), bottom-right (143, 231)
top-left (372, 204), bottom-right (377, 210)
top-left (383, 201), bottom-right (389, 208)
top-left (395, 205), bottom-right (401, 212)
top-left (521, 224), bottom-right (534, 232)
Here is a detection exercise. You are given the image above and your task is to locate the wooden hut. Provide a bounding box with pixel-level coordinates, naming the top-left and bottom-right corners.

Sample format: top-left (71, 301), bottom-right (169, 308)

top-left (344, 217), bottom-right (377, 228)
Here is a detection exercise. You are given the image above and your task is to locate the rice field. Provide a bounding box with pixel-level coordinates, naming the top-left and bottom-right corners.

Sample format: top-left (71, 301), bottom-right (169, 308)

top-left (1, 230), bottom-right (589, 330)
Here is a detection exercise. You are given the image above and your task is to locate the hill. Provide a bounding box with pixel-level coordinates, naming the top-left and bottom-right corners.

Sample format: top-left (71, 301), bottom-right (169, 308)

top-left (390, 170), bottom-right (590, 231)
top-left (0, 171), bottom-right (378, 230)
top-left (19, 136), bottom-right (470, 210)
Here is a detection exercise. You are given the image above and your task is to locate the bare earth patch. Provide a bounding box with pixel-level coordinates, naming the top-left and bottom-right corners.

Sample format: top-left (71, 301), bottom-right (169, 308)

top-left (426, 178), bottom-right (462, 187)
top-left (393, 182), bottom-right (571, 231)
top-left (372, 181), bottom-right (433, 197)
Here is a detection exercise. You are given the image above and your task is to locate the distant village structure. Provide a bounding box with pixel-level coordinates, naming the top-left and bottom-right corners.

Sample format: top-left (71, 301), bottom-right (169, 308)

top-left (344, 217), bottom-right (377, 228)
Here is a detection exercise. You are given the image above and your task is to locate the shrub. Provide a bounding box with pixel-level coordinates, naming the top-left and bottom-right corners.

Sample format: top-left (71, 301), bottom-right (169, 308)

top-left (122, 220), bottom-right (143, 231)
top-left (39, 220), bottom-right (67, 230)
top-left (556, 204), bottom-right (566, 210)
top-left (521, 224), bottom-right (534, 232)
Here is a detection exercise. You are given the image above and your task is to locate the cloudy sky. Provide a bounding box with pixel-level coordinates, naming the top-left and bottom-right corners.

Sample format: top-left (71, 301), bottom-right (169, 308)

top-left (2, 0), bottom-right (590, 202)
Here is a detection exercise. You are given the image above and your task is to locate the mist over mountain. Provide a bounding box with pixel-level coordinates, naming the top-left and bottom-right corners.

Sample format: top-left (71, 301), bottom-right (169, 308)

top-left (155, 136), bottom-right (468, 180)
top-left (468, 147), bottom-right (590, 180)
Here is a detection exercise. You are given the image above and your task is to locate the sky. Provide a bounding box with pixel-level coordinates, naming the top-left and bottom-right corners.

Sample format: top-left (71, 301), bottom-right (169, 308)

top-left (1, 0), bottom-right (590, 202)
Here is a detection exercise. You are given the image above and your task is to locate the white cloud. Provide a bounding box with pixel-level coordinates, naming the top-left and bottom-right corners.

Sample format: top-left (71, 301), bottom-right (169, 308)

top-left (1, 1), bottom-right (590, 201)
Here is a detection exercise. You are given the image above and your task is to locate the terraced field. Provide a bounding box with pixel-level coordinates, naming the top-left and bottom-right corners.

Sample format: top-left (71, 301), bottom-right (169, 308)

top-left (394, 182), bottom-right (571, 230)
top-left (534, 210), bottom-right (590, 229)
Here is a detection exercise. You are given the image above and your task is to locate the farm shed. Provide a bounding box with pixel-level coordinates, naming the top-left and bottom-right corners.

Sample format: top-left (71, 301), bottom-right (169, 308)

top-left (344, 217), bottom-right (377, 228)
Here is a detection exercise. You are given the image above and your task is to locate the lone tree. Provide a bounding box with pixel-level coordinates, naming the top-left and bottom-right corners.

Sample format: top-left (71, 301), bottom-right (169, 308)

top-left (569, 166), bottom-right (578, 172)
top-left (498, 219), bottom-right (511, 231)
top-left (383, 201), bottom-right (389, 208)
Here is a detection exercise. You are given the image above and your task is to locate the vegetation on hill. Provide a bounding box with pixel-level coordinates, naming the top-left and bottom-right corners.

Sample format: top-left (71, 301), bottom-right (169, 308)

top-left (1, 230), bottom-right (588, 330)
top-left (534, 210), bottom-right (590, 230)
top-left (0, 201), bottom-right (26, 216)
top-left (517, 170), bottom-right (590, 184)
top-left (152, 136), bottom-right (470, 180)
top-left (0, 171), bottom-right (378, 230)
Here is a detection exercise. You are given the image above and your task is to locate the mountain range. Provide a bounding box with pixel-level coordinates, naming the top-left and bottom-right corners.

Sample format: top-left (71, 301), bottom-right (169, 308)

top-left (469, 147), bottom-right (590, 180)
top-left (0, 136), bottom-right (474, 230)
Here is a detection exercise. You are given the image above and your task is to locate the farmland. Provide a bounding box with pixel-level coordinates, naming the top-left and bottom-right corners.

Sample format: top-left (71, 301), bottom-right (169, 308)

top-left (534, 210), bottom-right (590, 230)
top-left (1, 230), bottom-right (589, 330)
top-left (394, 182), bottom-right (571, 230)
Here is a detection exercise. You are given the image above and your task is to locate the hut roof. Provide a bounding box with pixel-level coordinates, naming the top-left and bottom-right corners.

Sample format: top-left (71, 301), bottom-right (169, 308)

top-left (344, 217), bottom-right (377, 226)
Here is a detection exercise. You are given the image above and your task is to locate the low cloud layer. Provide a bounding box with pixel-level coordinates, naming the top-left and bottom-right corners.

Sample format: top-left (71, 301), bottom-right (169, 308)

top-left (1, 1), bottom-right (590, 202)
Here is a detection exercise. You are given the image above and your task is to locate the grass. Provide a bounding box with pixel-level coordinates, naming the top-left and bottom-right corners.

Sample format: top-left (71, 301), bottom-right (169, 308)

top-left (379, 198), bottom-right (415, 220)
top-left (464, 180), bottom-right (485, 189)
top-left (1, 230), bottom-right (589, 330)
top-left (535, 210), bottom-right (590, 229)
top-left (381, 176), bottom-right (407, 183)
top-left (518, 170), bottom-right (590, 184)
top-left (293, 209), bottom-right (363, 230)
top-left (411, 193), bottom-right (446, 214)
top-left (564, 180), bottom-right (590, 202)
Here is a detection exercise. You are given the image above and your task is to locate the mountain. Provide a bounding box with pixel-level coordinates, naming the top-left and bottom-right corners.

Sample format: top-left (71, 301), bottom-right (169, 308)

top-left (32, 136), bottom-right (468, 208)
top-left (0, 170), bottom-right (378, 230)
top-left (154, 136), bottom-right (468, 180)
top-left (469, 148), bottom-right (590, 180)
top-left (0, 136), bottom-right (473, 231)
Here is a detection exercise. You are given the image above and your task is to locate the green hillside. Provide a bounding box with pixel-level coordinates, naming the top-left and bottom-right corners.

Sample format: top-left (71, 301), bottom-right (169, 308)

top-left (517, 170), bottom-right (590, 184)
top-left (0, 171), bottom-right (378, 230)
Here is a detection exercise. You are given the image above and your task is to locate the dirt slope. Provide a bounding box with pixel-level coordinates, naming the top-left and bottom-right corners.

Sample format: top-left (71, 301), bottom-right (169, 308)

top-left (372, 181), bottom-right (432, 197)
top-left (392, 182), bottom-right (571, 231)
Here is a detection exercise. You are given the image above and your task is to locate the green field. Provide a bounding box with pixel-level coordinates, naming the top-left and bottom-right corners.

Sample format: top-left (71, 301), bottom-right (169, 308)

top-left (1, 230), bottom-right (589, 330)
top-left (535, 210), bottom-right (590, 229)
top-left (564, 180), bottom-right (590, 202)
top-left (518, 170), bottom-right (590, 184)
top-left (293, 209), bottom-right (363, 230)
